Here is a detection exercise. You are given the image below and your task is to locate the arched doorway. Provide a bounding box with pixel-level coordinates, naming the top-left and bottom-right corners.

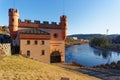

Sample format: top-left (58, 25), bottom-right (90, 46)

top-left (51, 51), bottom-right (61, 63)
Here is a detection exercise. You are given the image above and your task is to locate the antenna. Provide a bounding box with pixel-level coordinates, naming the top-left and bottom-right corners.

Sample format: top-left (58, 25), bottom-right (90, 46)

top-left (106, 29), bottom-right (109, 35)
top-left (62, 0), bottom-right (65, 15)
top-left (13, 0), bottom-right (15, 9)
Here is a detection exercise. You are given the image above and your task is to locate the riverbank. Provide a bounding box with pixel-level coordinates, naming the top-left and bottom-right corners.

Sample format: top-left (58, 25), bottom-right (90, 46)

top-left (90, 45), bottom-right (120, 53)
top-left (53, 63), bottom-right (120, 80)
top-left (65, 43), bottom-right (81, 48)
top-left (65, 39), bottom-right (81, 48)
top-left (93, 61), bottom-right (120, 69)
top-left (65, 39), bottom-right (89, 48)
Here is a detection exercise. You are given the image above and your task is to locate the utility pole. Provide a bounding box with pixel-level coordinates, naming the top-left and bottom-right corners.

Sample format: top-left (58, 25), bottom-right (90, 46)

top-left (106, 29), bottom-right (109, 35)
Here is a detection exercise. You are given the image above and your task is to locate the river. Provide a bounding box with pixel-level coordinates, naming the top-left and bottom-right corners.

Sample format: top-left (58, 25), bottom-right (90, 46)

top-left (65, 44), bottom-right (120, 67)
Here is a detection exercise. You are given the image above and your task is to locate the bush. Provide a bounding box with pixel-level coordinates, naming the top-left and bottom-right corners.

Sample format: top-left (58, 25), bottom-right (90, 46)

top-left (89, 37), bottom-right (111, 48)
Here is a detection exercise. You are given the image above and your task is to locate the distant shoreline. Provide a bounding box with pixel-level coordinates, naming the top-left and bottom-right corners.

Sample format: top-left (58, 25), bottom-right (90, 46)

top-left (65, 43), bottom-right (81, 48)
top-left (90, 45), bottom-right (120, 53)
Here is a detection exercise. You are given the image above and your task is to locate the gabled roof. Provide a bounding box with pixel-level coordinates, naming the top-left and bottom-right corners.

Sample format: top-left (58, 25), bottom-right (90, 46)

top-left (20, 28), bottom-right (49, 35)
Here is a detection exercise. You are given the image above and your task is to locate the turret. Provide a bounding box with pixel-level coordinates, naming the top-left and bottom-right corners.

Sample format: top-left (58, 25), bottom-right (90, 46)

top-left (60, 15), bottom-right (68, 40)
top-left (9, 8), bottom-right (19, 39)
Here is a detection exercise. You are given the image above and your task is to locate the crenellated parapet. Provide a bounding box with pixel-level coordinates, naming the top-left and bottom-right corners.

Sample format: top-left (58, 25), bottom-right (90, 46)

top-left (34, 20), bottom-right (40, 24)
top-left (9, 8), bottom-right (19, 16)
top-left (18, 19), bottom-right (62, 29)
top-left (9, 8), bottom-right (19, 12)
top-left (9, 8), bottom-right (68, 40)
top-left (18, 19), bottom-right (58, 25)
top-left (18, 15), bottom-right (67, 40)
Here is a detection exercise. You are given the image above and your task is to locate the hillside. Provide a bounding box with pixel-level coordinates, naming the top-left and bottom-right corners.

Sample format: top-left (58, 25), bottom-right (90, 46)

top-left (0, 56), bottom-right (99, 80)
top-left (0, 27), bottom-right (9, 35)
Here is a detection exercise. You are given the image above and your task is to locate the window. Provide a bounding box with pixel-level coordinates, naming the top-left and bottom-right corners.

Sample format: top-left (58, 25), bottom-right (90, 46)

top-left (53, 33), bottom-right (58, 38)
top-left (41, 50), bottom-right (45, 55)
top-left (42, 41), bottom-right (45, 45)
top-left (12, 18), bottom-right (14, 22)
top-left (27, 50), bottom-right (30, 56)
top-left (27, 40), bottom-right (30, 45)
top-left (34, 40), bottom-right (38, 45)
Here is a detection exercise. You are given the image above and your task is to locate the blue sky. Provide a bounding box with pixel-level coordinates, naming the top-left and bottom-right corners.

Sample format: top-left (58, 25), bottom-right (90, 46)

top-left (0, 0), bottom-right (120, 35)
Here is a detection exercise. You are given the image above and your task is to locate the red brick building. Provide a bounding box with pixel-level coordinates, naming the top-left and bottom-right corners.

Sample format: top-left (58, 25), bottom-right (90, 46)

top-left (9, 8), bottom-right (68, 63)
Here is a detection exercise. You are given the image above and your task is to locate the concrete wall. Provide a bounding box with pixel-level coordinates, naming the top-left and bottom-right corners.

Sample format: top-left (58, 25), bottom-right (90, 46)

top-left (0, 43), bottom-right (11, 56)
top-left (20, 39), bottom-right (50, 63)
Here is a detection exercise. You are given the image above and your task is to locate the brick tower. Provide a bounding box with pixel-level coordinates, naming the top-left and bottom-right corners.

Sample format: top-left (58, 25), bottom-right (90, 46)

top-left (9, 8), bottom-right (19, 39)
top-left (60, 15), bottom-right (68, 40)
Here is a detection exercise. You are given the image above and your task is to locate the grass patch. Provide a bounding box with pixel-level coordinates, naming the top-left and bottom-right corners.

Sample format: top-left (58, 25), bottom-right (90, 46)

top-left (0, 56), bottom-right (99, 80)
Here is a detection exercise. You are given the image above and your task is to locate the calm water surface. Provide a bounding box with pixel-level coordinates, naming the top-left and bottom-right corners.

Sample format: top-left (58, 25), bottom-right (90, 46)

top-left (65, 44), bottom-right (120, 67)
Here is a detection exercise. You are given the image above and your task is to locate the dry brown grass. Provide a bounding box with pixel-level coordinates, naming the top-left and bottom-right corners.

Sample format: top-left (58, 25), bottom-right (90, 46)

top-left (0, 50), bottom-right (5, 60)
top-left (0, 56), bottom-right (100, 80)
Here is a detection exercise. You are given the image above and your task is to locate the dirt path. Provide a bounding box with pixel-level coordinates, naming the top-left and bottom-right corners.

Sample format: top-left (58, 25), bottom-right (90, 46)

top-left (53, 63), bottom-right (120, 80)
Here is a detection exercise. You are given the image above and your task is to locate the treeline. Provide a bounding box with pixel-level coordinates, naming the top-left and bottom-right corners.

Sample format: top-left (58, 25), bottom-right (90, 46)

top-left (89, 35), bottom-right (120, 51)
